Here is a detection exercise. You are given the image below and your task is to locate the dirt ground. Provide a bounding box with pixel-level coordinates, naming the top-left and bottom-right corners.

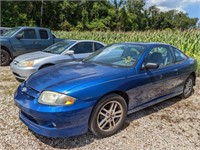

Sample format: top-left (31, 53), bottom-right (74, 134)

top-left (0, 66), bottom-right (200, 150)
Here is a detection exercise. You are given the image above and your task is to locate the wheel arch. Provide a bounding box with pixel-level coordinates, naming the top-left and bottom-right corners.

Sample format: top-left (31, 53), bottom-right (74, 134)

top-left (38, 63), bottom-right (55, 70)
top-left (1, 45), bottom-right (13, 58)
top-left (98, 91), bottom-right (129, 107)
top-left (190, 72), bottom-right (196, 86)
top-left (89, 90), bottom-right (129, 122)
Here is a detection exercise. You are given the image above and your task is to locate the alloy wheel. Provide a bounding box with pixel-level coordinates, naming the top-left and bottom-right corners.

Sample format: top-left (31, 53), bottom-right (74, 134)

top-left (97, 101), bottom-right (123, 132)
top-left (184, 78), bottom-right (193, 96)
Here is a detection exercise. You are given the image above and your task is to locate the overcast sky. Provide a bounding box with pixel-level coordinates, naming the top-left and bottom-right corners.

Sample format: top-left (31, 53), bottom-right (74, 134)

top-left (145, 0), bottom-right (200, 20)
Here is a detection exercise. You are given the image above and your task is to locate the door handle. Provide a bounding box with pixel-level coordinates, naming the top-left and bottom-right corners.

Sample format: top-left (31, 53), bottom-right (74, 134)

top-left (173, 69), bottom-right (179, 75)
top-left (159, 74), bottom-right (163, 79)
top-left (173, 69), bottom-right (178, 72)
top-left (33, 41), bottom-right (38, 44)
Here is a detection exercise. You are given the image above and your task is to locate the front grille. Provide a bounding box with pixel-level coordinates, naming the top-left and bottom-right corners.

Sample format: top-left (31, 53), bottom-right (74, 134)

top-left (22, 83), bottom-right (39, 99)
top-left (14, 60), bottom-right (19, 65)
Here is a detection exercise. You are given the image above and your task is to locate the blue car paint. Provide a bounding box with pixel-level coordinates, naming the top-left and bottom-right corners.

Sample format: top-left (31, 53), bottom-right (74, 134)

top-left (14, 43), bottom-right (197, 138)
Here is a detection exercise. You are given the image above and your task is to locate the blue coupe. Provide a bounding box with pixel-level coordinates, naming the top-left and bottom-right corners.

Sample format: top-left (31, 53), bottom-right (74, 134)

top-left (14, 42), bottom-right (197, 138)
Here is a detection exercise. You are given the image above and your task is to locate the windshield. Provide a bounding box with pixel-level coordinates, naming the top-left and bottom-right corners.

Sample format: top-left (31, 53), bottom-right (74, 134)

top-left (43, 40), bottom-right (76, 54)
top-left (84, 44), bottom-right (145, 67)
top-left (2, 27), bottom-right (20, 37)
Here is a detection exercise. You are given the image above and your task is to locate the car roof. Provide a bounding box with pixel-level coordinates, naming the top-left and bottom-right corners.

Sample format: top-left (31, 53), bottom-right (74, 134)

top-left (63, 39), bottom-right (106, 45)
top-left (116, 42), bottom-right (171, 46)
top-left (16, 26), bottom-right (50, 30)
top-left (0, 27), bottom-right (11, 29)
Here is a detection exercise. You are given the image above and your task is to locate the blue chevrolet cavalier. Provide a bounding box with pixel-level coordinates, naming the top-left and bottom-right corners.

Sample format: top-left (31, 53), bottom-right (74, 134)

top-left (14, 43), bottom-right (197, 138)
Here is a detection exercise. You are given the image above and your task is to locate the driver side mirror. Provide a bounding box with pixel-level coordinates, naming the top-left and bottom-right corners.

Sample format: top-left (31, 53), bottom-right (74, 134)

top-left (16, 34), bottom-right (23, 40)
top-left (65, 50), bottom-right (74, 55)
top-left (142, 63), bottom-right (159, 70)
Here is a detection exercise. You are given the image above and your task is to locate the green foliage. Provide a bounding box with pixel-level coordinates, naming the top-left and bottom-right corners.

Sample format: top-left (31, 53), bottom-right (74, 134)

top-left (1, 0), bottom-right (198, 31)
top-left (54, 30), bottom-right (200, 76)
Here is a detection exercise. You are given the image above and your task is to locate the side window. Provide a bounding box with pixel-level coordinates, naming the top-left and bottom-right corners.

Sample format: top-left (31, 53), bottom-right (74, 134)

top-left (95, 43), bottom-right (104, 51)
top-left (71, 42), bottom-right (93, 54)
top-left (145, 46), bottom-right (173, 68)
top-left (17, 29), bottom-right (37, 39)
top-left (174, 48), bottom-right (188, 62)
top-left (39, 30), bottom-right (49, 39)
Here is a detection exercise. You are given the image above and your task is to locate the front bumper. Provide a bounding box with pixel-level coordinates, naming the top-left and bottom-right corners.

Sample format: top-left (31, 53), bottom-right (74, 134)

top-left (14, 84), bottom-right (94, 138)
top-left (10, 61), bottom-right (38, 80)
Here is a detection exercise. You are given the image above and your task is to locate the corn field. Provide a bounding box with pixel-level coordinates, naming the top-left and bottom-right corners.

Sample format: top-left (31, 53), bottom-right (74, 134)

top-left (54, 30), bottom-right (200, 76)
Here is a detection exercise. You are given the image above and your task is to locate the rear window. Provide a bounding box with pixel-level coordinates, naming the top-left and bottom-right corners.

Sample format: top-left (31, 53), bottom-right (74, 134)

top-left (39, 30), bottom-right (49, 39)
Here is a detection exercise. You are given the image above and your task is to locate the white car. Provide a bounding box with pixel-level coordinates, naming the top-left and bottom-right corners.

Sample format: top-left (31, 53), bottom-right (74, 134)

top-left (10, 39), bottom-right (106, 82)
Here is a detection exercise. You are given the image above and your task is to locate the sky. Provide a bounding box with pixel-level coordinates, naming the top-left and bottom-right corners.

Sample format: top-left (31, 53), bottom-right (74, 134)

top-left (145, 0), bottom-right (200, 20)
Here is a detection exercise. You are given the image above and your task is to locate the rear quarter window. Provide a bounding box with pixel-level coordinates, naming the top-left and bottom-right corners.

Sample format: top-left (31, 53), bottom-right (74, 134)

top-left (174, 48), bottom-right (188, 62)
top-left (95, 43), bottom-right (104, 51)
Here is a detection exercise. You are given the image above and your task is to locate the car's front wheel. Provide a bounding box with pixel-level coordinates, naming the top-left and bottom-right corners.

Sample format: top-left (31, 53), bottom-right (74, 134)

top-left (1, 49), bottom-right (11, 66)
top-left (182, 75), bottom-right (194, 98)
top-left (89, 94), bottom-right (127, 137)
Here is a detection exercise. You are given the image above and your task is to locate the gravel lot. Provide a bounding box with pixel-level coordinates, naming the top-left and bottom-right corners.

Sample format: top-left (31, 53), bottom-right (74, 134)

top-left (0, 66), bottom-right (200, 150)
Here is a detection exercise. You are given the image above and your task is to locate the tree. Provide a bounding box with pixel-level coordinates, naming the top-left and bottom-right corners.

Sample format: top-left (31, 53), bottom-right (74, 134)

top-left (0, 0), bottom-right (198, 31)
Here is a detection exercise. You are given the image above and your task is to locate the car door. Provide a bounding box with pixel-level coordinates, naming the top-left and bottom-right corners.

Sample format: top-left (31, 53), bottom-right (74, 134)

top-left (69, 42), bottom-right (94, 60)
top-left (127, 45), bottom-right (178, 109)
top-left (11, 29), bottom-right (40, 55)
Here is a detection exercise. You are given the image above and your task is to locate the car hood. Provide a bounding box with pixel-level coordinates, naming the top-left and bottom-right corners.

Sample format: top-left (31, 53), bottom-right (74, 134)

top-left (0, 36), bottom-right (9, 41)
top-left (26, 61), bottom-right (128, 92)
top-left (14, 51), bottom-right (55, 62)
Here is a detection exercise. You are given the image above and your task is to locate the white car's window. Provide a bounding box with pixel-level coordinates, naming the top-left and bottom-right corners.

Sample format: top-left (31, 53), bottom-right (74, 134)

top-left (43, 40), bottom-right (76, 54)
top-left (71, 42), bottom-right (94, 54)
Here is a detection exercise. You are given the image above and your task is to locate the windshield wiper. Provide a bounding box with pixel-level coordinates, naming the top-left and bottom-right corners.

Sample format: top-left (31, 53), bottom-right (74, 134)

top-left (43, 50), bottom-right (53, 53)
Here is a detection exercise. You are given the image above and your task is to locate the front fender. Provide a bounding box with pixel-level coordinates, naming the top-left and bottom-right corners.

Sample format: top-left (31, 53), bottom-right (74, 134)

top-left (0, 39), bottom-right (14, 57)
top-left (65, 76), bottom-right (129, 103)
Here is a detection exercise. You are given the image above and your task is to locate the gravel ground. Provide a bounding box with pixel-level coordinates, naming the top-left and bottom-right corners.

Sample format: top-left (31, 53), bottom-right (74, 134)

top-left (0, 66), bottom-right (200, 150)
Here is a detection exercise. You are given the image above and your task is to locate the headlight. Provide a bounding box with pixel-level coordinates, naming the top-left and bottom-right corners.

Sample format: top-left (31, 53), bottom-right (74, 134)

top-left (38, 91), bottom-right (76, 106)
top-left (18, 60), bottom-right (34, 67)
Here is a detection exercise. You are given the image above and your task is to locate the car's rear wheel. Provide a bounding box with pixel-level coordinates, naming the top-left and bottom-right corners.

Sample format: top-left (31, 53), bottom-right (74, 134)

top-left (182, 75), bottom-right (194, 98)
top-left (1, 49), bottom-right (11, 66)
top-left (89, 94), bottom-right (127, 137)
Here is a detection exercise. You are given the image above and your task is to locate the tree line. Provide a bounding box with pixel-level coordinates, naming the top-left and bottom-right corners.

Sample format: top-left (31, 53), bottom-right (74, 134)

top-left (1, 0), bottom-right (199, 31)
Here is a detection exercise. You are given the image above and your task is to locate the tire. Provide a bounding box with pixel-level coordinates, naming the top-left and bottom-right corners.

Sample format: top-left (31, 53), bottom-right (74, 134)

top-left (89, 94), bottom-right (127, 137)
top-left (181, 75), bottom-right (194, 99)
top-left (1, 49), bottom-right (11, 66)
